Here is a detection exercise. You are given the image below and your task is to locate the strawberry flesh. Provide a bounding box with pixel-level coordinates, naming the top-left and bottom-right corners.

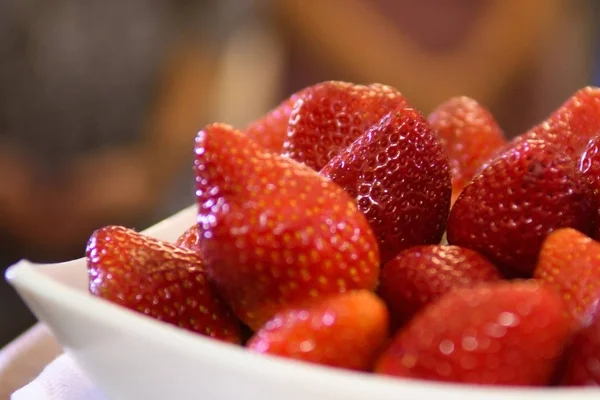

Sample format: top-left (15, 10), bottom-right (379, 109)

top-left (510, 86), bottom-right (600, 157)
top-left (578, 135), bottom-right (600, 240)
top-left (175, 224), bottom-right (202, 253)
top-left (86, 225), bottom-right (241, 343)
top-left (244, 94), bottom-right (301, 154)
top-left (375, 281), bottom-right (572, 386)
top-left (283, 81), bottom-right (408, 171)
top-left (534, 228), bottom-right (600, 327)
top-left (194, 123), bottom-right (380, 330)
top-left (247, 290), bottom-right (389, 371)
top-left (428, 96), bottom-right (506, 203)
top-left (379, 245), bottom-right (502, 329)
top-left (561, 311), bottom-right (600, 386)
top-left (447, 139), bottom-right (594, 277)
top-left (321, 107), bottom-right (451, 264)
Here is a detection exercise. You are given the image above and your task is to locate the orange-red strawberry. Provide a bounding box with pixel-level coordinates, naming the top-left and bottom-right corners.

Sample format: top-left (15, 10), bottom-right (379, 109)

top-left (375, 281), bottom-right (571, 386)
top-left (510, 86), bottom-right (600, 157)
top-left (244, 94), bottom-right (301, 153)
top-left (247, 290), bottom-right (389, 371)
top-left (534, 228), bottom-right (600, 327)
top-left (175, 224), bottom-right (202, 253)
top-left (561, 312), bottom-right (600, 386)
top-left (378, 245), bottom-right (502, 329)
top-left (283, 81), bottom-right (408, 171)
top-left (578, 135), bottom-right (600, 239)
top-left (428, 96), bottom-right (507, 203)
top-left (447, 139), bottom-right (594, 277)
top-left (320, 107), bottom-right (451, 264)
top-left (86, 226), bottom-right (241, 343)
top-left (194, 123), bottom-right (380, 330)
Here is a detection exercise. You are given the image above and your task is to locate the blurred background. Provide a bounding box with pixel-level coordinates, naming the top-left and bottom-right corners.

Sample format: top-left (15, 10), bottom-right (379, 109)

top-left (0, 0), bottom-right (598, 346)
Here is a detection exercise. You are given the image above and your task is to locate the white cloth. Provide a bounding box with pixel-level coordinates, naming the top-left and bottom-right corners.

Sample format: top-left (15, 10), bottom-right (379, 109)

top-left (11, 354), bottom-right (105, 400)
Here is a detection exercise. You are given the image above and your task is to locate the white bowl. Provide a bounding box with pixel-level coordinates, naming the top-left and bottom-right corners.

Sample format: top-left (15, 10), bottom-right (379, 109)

top-left (5, 205), bottom-right (599, 400)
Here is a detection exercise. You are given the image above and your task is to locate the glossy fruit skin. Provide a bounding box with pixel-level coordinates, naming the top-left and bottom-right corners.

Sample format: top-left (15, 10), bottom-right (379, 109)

top-left (247, 290), bottom-right (389, 371)
top-left (86, 225), bottom-right (241, 344)
top-left (175, 224), bottom-right (202, 253)
top-left (244, 95), bottom-right (300, 154)
top-left (378, 245), bottom-right (502, 328)
top-left (283, 81), bottom-right (408, 171)
top-left (447, 139), bottom-right (595, 277)
top-left (534, 228), bottom-right (600, 327)
top-left (321, 107), bottom-right (451, 265)
top-left (194, 123), bottom-right (380, 330)
top-left (510, 86), bottom-right (600, 157)
top-left (561, 312), bottom-right (600, 386)
top-left (375, 281), bottom-right (572, 386)
top-left (428, 96), bottom-right (506, 203)
top-left (578, 135), bottom-right (600, 240)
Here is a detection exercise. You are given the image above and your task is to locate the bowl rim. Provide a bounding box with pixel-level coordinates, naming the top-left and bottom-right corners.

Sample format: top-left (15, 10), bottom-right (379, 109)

top-left (5, 208), bottom-right (599, 399)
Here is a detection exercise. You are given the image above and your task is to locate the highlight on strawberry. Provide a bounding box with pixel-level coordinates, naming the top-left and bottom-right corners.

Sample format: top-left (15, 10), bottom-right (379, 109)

top-left (193, 123), bottom-right (380, 330)
top-left (83, 80), bottom-right (600, 389)
top-left (321, 107), bottom-right (451, 265)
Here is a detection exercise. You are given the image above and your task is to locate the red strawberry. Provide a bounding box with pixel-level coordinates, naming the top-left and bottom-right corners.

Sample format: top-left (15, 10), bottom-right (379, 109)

top-left (428, 96), bottom-right (506, 203)
top-left (578, 135), bottom-right (600, 239)
top-left (283, 81), bottom-right (408, 171)
top-left (534, 228), bottom-right (600, 327)
top-left (378, 245), bottom-right (502, 329)
top-left (375, 281), bottom-right (571, 386)
top-left (510, 86), bottom-right (600, 157)
top-left (86, 226), bottom-right (241, 343)
top-left (320, 107), bottom-right (451, 264)
top-left (247, 290), bottom-right (389, 371)
top-left (561, 312), bottom-right (600, 386)
top-left (447, 139), bottom-right (594, 277)
top-left (194, 123), bottom-right (380, 330)
top-left (244, 94), bottom-right (301, 154)
top-left (175, 224), bottom-right (202, 253)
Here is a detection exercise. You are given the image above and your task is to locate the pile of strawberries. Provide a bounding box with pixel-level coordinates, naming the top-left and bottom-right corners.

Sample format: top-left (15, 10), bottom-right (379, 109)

top-left (86, 81), bottom-right (600, 388)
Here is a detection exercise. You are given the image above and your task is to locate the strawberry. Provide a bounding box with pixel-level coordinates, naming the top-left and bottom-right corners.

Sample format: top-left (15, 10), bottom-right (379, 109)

top-left (375, 281), bottom-right (571, 386)
top-left (378, 245), bottom-right (502, 329)
top-left (578, 135), bottom-right (600, 240)
top-left (561, 312), bottom-right (600, 386)
top-left (175, 224), bottom-right (202, 253)
top-left (428, 96), bottom-right (507, 203)
top-left (244, 94), bottom-right (301, 154)
top-left (283, 81), bottom-right (408, 171)
top-left (246, 290), bottom-right (389, 371)
top-left (194, 123), bottom-right (380, 330)
top-left (510, 86), bottom-right (600, 157)
top-left (534, 228), bottom-right (600, 327)
top-left (320, 107), bottom-right (451, 264)
top-left (86, 226), bottom-right (241, 343)
top-left (447, 139), bottom-right (594, 277)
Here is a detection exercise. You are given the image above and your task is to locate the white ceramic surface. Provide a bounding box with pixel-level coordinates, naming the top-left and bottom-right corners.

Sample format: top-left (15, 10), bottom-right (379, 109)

top-left (5, 205), bottom-right (599, 400)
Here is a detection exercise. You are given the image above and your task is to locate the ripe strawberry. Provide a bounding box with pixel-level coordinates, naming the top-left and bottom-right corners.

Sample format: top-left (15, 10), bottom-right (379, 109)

top-left (375, 281), bottom-right (571, 386)
top-left (86, 226), bottom-right (241, 343)
top-left (378, 245), bottom-right (502, 329)
top-left (194, 123), bottom-right (380, 330)
top-left (428, 96), bottom-right (507, 203)
top-left (320, 107), bottom-right (451, 264)
top-left (578, 135), bottom-right (600, 240)
top-left (510, 86), bottom-right (600, 157)
top-left (447, 139), bottom-right (594, 277)
top-left (247, 290), bottom-right (389, 371)
top-left (175, 224), bottom-right (202, 253)
top-left (561, 312), bottom-right (600, 386)
top-left (283, 81), bottom-right (408, 171)
top-left (244, 94), bottom-right (300, 154)
top-left (534, 228), bottom-right (600, 327)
